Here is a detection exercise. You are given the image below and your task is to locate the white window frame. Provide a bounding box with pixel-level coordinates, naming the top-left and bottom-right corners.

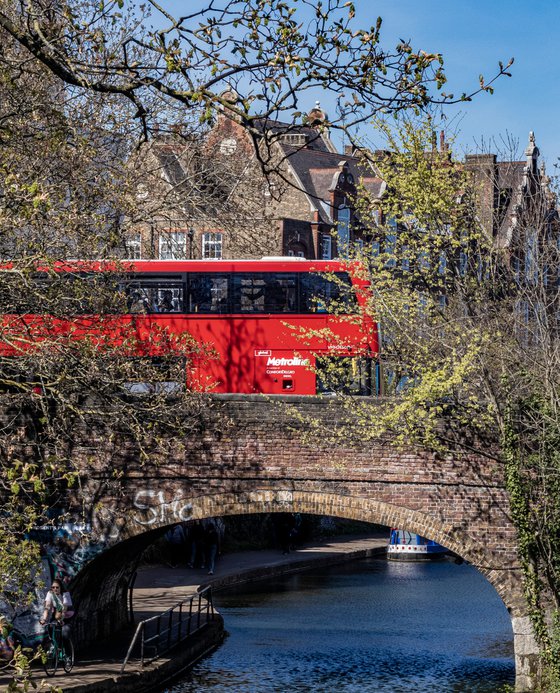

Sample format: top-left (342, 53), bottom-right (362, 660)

top-left (159, 231), bottom-right (187, 260)
top-left (202, 231), bottom-right (223, 259)
top-left (124, 232), bottom-right (142, 259)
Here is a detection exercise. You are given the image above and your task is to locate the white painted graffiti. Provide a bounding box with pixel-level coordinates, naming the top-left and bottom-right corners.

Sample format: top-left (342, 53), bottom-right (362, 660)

top-left (133, 490), bottom-right (193, 526)
top-left (93, 506), bottom-right (125, 542)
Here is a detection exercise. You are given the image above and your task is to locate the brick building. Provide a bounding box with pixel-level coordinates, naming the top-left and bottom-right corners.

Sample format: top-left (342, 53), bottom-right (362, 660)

top-left (464, 131), bottom-right (557, 252)
top-left (125, 105), bottom-right (555, 266)
top-left (125, 102), bottom-right (384, 260)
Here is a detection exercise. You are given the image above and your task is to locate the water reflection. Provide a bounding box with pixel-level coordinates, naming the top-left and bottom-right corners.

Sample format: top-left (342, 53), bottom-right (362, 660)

top-left (164, 558), bottom-right (515, 692)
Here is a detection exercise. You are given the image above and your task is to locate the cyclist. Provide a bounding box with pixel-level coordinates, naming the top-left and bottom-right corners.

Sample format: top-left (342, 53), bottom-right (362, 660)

top-left (39, 579), bottom-right (73, 655)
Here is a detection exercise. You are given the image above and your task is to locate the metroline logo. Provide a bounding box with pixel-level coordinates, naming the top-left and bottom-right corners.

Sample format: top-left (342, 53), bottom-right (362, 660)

top-left (266, 356), bottom-right (310, 367)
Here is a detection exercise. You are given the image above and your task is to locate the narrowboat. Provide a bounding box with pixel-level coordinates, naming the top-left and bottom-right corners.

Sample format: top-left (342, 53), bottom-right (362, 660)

top-left (387, 529), bottom-right (448, 561)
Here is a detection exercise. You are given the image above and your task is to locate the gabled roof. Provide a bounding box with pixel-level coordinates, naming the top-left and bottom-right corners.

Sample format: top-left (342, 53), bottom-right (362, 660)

top-left (277, 143), bottom-right (384, 224)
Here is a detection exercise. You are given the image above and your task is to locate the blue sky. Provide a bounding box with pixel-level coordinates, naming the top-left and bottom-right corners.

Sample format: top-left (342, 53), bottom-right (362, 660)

top-left (360, 1), bottom-right (558, 164)
top-left (157, 1), bottom-right (557, 164)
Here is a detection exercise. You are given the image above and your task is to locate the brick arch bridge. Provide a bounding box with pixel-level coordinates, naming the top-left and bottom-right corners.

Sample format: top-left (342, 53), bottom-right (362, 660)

top-left (65, 396), bottom-right (537, 691)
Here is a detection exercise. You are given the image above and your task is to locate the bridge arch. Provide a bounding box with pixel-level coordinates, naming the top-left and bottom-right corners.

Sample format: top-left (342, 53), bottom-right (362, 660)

top-left (122, 488), bottom-right (516, 614)
top-left (70, 488), bottom-right (537, 691)
top-left (59, 394), bottom-right (540, 690)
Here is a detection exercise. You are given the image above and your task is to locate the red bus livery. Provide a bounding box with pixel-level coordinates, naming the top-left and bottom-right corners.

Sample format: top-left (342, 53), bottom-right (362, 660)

top-left (1, 259), bottom-right (379, 396)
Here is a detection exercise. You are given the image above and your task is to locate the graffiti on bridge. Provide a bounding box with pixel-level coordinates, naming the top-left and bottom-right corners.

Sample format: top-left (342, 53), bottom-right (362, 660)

top-left (133, 489), bottom-right (193, 526)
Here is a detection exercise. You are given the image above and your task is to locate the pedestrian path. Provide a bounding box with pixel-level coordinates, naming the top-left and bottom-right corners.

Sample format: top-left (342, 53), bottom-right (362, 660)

top-left (132, 533), bottom-right (386, 621)
top-left (4, 533), bottom-right (387, 692)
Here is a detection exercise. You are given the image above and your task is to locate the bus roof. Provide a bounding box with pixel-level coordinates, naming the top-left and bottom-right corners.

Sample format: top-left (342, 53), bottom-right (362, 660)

top-left (0, 258), bottom-right (359, 273)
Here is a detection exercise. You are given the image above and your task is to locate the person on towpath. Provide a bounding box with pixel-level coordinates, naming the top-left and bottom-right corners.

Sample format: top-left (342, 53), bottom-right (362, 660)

top-left (39, 578), bottom-right (74, 653)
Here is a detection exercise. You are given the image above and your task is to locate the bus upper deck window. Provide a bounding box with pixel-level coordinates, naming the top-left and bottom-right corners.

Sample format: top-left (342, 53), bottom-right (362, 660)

top-left (188, 275), bottom-right (229, 313)
top-left (126, 281), bottom-right (184, 313)
top-left (232, 273), bottom-right (297, 313)
top-left (300, 272), bottom-right (357, 313)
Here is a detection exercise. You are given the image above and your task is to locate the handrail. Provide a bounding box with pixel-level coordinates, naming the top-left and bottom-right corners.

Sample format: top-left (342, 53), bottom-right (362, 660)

top-left (120, 586), bottom-right (214, 673)
top-left (127, 571), bottom-right (137, 625)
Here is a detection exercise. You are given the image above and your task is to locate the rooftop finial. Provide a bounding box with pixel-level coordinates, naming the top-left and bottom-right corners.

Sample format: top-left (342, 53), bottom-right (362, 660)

top-left (306, 102), bottom-right (328, 127)
top-left (525, 131), bottom-right (538, 156)
top-left (525, 131), bottom-right (539, 173)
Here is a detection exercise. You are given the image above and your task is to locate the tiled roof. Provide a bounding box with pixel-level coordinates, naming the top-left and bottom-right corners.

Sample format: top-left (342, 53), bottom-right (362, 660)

top-left (278, 144), bottom-right (384, 223)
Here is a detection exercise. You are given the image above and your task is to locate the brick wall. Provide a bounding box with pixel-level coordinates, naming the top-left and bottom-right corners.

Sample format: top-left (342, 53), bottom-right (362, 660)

top-left (54, 395), bottom-right (539, 689)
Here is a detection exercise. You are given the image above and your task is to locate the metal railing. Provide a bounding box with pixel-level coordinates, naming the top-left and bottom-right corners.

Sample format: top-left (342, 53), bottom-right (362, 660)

top-left (127, 570), bottom-right (137, 625)
top-left (120, 586), bottom-right (214, 673)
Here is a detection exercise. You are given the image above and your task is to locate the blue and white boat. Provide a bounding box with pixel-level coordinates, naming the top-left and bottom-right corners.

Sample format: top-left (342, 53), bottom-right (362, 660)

top-left (387, 529), bottom-right (448, 561)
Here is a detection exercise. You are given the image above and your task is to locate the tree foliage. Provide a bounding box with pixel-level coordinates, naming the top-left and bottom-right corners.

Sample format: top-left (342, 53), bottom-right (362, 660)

top-left (0, 17), bottom-right (215, 691)
top-left (316, 115), bottom-right (560, 687)
top-left (0, 0), bottom-right (512, 685)
top-left (0, 0), bottom-right (511, 149)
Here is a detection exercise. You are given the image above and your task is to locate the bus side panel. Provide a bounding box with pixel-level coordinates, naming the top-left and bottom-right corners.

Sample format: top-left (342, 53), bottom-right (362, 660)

top-left (131, 312), bottom-right (377, 395)
top-left (180, 316), bottom-right (233, 393)
top-left (228, 317), bottom-right (318, 394)
top-left (253, 349), bottom-right (316, 394)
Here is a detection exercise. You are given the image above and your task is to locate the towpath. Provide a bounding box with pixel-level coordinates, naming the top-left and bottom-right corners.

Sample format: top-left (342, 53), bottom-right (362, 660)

top-left (5, 534), bottom-right (386, 692)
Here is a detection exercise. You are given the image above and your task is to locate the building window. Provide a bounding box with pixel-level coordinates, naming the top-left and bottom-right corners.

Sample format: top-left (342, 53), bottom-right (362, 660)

top-left (525, 232), bottom-right (538, 284)
top-left (321, 235), bottom-right (332, 260)
top-left (385, 233), bottom-right (397, 268)
top-left (401, 246), bottom-right (410, 272)
top-left (124, 232), bottom-right (142, 259)
top-left (459, 251), bottom-right (468, 277)
top-left (202, 232), bottom-right (223, 259)
top-left (336, 205), bottom-right (351, 258)
top-left (512, 256), bottom-right (521, 284)
top-left (159, 231), bottom-right (187, 260)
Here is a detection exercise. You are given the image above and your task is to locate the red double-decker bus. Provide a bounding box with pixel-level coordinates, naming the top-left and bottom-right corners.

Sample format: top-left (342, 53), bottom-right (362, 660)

top-left (0, 258), bottom-right (379, 395)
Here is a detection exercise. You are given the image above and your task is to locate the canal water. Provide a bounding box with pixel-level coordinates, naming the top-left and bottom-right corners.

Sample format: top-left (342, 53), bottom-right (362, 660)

top-left (164, 557), bottom-right (515, 692)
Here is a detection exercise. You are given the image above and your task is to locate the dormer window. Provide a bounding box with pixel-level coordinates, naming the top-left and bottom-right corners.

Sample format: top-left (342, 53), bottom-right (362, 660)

top-left (280, 133), bottom-right (309, 147)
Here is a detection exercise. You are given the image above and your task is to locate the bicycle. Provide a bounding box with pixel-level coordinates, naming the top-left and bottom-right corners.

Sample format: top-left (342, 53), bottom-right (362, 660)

top-left (42, 621), bottom-right (74, 676)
